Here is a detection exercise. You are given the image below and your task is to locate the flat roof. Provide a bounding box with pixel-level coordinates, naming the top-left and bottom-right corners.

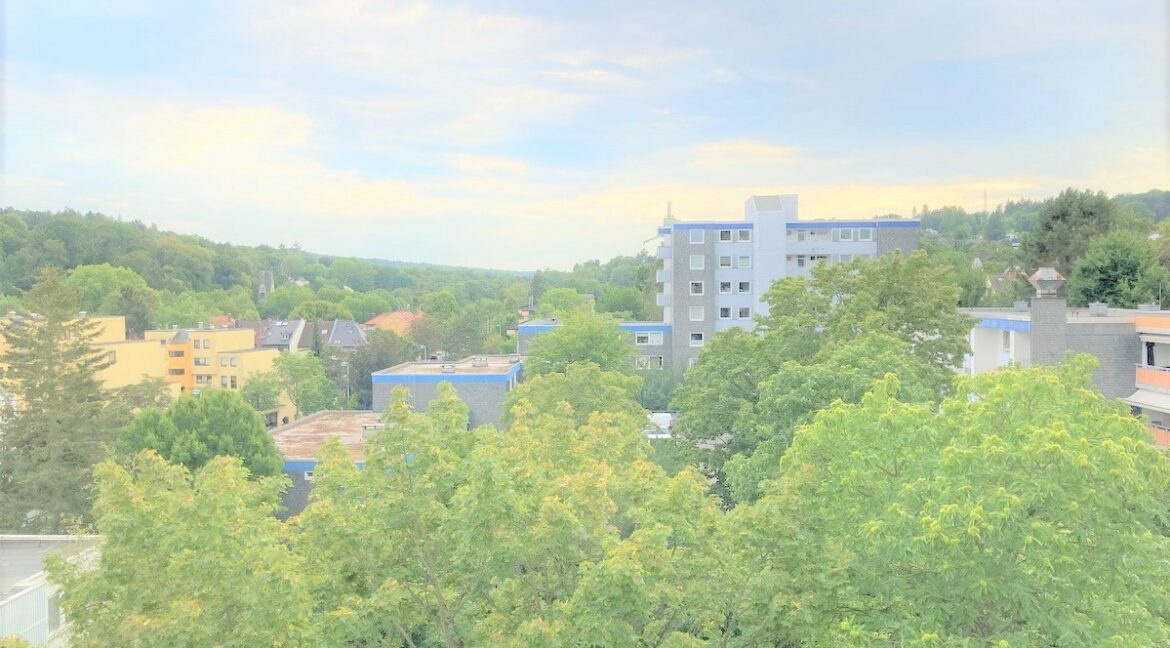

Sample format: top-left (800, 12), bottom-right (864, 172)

top-left (964, 306), bottom-right (1167, 326)
top-left (269, 410), bottom-right (381, 463)
top-left (1, 536), bottom-right (94, 600)
top-left (373, 355), bottom-right (522, 376)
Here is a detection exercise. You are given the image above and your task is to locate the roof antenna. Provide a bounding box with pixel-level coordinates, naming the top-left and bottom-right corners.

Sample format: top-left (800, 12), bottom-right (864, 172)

top-left (667, 200), bottom-right (672, 219)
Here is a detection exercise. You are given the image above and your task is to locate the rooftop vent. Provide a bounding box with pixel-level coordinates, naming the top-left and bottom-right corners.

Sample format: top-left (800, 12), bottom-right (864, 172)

top-left (1138, 303), bottom-right (1162, 312)
top-left (361, 422), bottom-right (384, 439)
top-left (509, 355), bottom-right (521, 364)
top-left (1012, 300), bottom-right (1029, 312)
top-left (1028, 267), bottom-right (1065, 297)
top-left (472, 356), bottom-right (488, 368)
top-left (1088, 302), bottom-right (1109, 317)
top-left (440, 364), bottom-right (457, 374)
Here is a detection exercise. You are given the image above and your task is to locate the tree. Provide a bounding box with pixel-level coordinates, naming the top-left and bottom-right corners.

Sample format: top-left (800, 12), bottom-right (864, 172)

top-left (525, 311), bottom-right (635, 376)
top-left (290, 299), bottom-right (354, 321)
top-left (1067, 230), bottom-right (1169, 307)
top-left (295, 383), bottom-right (724, 646)
top-left (115, 390), bottom-right (283, 477)
top-left (346, 329), bottom-right (419, 409)
top-left (64, 263), bottom-right (155, 314)
top-left (48, 452), bottom-right (315, 646)
top-left (274, 352), bottom-right (338, 417)
top-left (259, 285), bottom-right (315, 319)
top-left (501, 362), bottom-right (646, 428)
top-left (728, 357), bottom-right (1170, 645)
top-left (239, 370), bottom-right (282, 412)
top-left (536, 287), bottom-right (587, 317)
top-left (153, 290), bottom-right (213, 328)
top-left (101, 282), bottom-right (160, 338)
top-left (0, 269), bottom-right (119, 531)
top-left (1023, 188), bottom-right (1119, 274)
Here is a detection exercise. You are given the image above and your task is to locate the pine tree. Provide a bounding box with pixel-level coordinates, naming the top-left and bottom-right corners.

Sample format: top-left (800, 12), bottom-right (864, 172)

top-left (0, 269), bottom-right (118, 531)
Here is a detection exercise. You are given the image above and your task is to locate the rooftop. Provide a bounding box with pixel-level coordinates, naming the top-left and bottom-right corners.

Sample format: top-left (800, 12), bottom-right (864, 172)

top-left (964, 306), bottom-right (1170, 325)
top-left (269, 410), bottom-right (382, 462)
top-left (1, 536), bottom-right (94, 600)
top-left (373, 354), bottom-right (523, 376)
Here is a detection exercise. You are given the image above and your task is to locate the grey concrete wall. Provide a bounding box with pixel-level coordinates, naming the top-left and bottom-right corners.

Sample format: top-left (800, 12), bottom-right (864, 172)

top-left (280, 471), bottom-right (313, 519)
top-left (1066, 323), bottom-right (1140, 399)
top-left (372, 380), bottom-right (512, 427)
top-left (1029, 298), bottom-right (1068, 366)
top-left (671, 229), bottom-right (716, 372)
top-left (517, 330), bottom-right (539, 354)
top-left (875, 227), bottom-right (921, 257)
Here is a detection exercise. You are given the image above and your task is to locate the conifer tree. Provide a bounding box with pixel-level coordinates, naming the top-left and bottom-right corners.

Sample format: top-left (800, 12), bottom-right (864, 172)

top-left (0, 268), bottom-right (117, 531)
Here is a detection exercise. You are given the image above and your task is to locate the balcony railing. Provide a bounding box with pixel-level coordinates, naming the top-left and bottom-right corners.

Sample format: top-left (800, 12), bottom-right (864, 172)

top-left (1135, 364), bottom-right (1170, 392)
top-left (656, 245), bottom-right (671, 260)
top-left (656, 293), bottom-right (671, 307)
top-left (656, 269), bottom-right (671, 283)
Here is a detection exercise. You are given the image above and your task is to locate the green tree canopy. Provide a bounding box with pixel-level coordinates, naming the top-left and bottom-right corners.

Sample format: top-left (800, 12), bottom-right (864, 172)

top-left (345, 329), bottom-right (420, 409)
top-left (0, 269), bottom-right (121, 531)
top-left (536, 287), bottom-right (588, 317)
top-left (727, 357), bottom-right (1170, 645)
top-left (501, 361), bottom-right (645, 429)
top-left (64, 263), bottom-right (157, 317)
top-left (115, 389), bottom-right (283, 477)
top-left (274, 352), bottom-right (338, 417)
top-left (1023, 188), bottom-right (1120, 274)
top-left (48, 452), bottom-right (313, 646)
top-left (290, 299), bottom-right (354, 321)
top-left (239, 369), bottom-right (283, 413)
top-left (1067, 229), bottom-right (1169, 307)
top-left (525, 311), bottom-right (635, 376)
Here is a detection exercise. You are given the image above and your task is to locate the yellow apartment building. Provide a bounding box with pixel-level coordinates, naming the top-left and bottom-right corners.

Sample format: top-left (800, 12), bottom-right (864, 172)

top-left (144, 327), bottom-right (296, 425)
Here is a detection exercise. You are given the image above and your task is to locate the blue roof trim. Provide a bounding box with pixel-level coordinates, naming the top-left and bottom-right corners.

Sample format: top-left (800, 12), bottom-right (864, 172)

top-left (673, 223), bottom-right (754, 230)
top-left (283, 459), bottom-right (365, 472)
top-left (620, 323), bottom-right (672, 332)
top-left (372, 363), bottom-right (523, 384)
top-left (657, 227), bottom-right (671, 235)
top-left (517, 324), bottom-right (556, 333)
top-left (976, 318), bottom-right (1032, 332)
top-left (786, 220), bottom-right (921, 229)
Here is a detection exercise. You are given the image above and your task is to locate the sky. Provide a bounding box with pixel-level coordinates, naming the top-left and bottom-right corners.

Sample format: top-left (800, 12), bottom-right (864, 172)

top-left (2, 1), bottom-right (1167, 270)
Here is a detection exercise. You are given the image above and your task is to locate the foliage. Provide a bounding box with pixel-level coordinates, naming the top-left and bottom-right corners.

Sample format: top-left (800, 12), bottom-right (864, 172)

top-left (501, 362), bottom-right (646, 429)
top-left (290, 299), bottom-right (354, 321)
top-left (239, 370), bottom-right (283, 412)
top-left (274, 352), bottom-right (338, 417)
top-left (729, 357), bottom-right (1170, 645)
top-left (525, 311), bottom-right (635, 376)
top-left (1023, 188), bottom-right (1120, 274)
top-left (294, 382), bottom-right (724, 646)
top-left (0, 269), bottom-right (121, 531)
top-left (536, 287), bottom-right (588, 317)
top-left (1067, 229), bottom-right (1169, 307)
top-left (48, 452), bottom-right (314, 646)
top-left (115, 390), bottom-right (283, 477)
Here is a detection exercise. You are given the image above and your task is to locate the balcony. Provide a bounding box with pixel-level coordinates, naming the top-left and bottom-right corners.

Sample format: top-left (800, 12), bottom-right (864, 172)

top-left (656, 269), bottom-right (671, 283)
top-left (656, 293), bottom-right (671, 307)
top-left (1136, 365), bottom-right (1170, 392)
top-left (656, 245), bottom-right (671, 260)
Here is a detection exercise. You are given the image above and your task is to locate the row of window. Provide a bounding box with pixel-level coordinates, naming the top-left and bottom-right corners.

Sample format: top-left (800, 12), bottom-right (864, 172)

top-left (689, 280), bottom-right (751, 295)
top-left (787, 253), bottom-right (872, 268)
top-left (689, 229), bottom-right (752, 244)
top-left (192, 339), bottom-right (213, 349)
top-left (194, 375), bottom-right (240, 388)
top-left (690, 306), bottom-right (751, 321)
top-left (689, 254), bottom-right (751, 270)
top-left (635, 355), bottom-right (665, 370)
top-left (787, 227), bottom-right (874, 242)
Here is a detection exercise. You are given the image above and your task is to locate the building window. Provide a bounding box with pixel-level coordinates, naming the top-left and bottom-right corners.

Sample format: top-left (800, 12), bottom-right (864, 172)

top-left (689, 281), bottom-right (704, 295)
top-left (230, 357), bottom-right (238, 367)
top-left (230, 376), bottom-right (238, 389)
top-left (797, 256), bottom-right (806, 268)
top-left (194, 357), bottom-right (211, 366)
top-left (1002, 330), bottom-right (1011, 352)
top-left (719, 229), bottom-right (732, 241)
top-left (221, 376), bottom-right (229, 387)
top-left (304, 470), bottom-right (314, 482)
top-left (738, 229), bottom-right (751, 242)
top-left (635, 331), bottom-right (664, 346)
top-left (690, 332), bottom-right (705, 347)
top-left (168, 368), bottom-right (185, 376)
top-left (203, 339), bottom-right (211, 348)
top-left (719, 307), bottom-right (732, 319)
top-left (839, 254), bottom-right (853, 263)
top-left (193, 340), bottom-right (201, 349)
top-left (688, 357), bottom-right (700, 368)
top-left (737, 255), bottom-right (751, 269)
top-left (797, 229), bottom-right (806, 241)
top-left (689, 306), bottom-right (705, 321)
top-left (859, 228), bottom-right (873, 241)
top-left (738, 281), bottom-right (751, 294)
top-left (690, 254), bottom-right (705, 270)
top-left (220, 357), bottom-right (229, 367)
top-left (195, 375), bottom-right (211, 385)
top-left (635, 355), bottom-right (665, 370)
top-left (738, 306), bottom-right (752, 319)
top-left (839, 228), bottom-right (854, 241)
top-left (167, 350), bottom-right (185, 358)
top-left (719, 281), bottom-right (732, 294)
top-left (719, 255), bottom-right (732, 268)
top-left (812, 255), bottom-right (829, 265)
top-left (689, 229), bottom-right (705, 244)
top-left (106, 351), bottom-right (117, 364)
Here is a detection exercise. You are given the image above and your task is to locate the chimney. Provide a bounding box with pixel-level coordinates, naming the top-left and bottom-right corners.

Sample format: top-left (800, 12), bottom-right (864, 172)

top-left (1028, 267), bottom-right (1067, 366)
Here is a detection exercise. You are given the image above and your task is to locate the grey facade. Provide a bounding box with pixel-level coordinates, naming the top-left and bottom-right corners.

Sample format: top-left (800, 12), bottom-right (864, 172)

top-left (517, 320), bottom-right (674, 373)
top-left (371, 356), bottom-right (523, 428)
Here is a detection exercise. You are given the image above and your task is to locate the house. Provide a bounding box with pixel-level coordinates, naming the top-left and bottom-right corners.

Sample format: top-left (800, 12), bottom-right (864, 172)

top-left (517, 319), bottom-right (672, 371)
top-left (0, 535), bottom-right (95, 646)
top-left (269, 410), bottom-right (379, 516)
top-left (371, 355), bottom-right (523, 428)
top-left (364, 310), bottom-right (422, 337)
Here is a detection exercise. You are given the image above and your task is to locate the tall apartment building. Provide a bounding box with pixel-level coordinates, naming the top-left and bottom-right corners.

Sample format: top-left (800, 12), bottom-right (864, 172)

top-left (655, 195), bottom-right (921, 367)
